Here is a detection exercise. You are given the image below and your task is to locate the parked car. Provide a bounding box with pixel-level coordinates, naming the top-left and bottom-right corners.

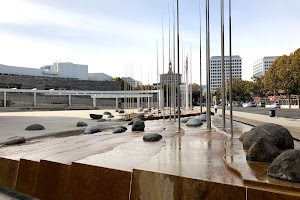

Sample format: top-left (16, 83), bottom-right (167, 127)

top-left (257, 102), bottom-right (265, 107)
top-left (270, 103), bottom-right (280, 108)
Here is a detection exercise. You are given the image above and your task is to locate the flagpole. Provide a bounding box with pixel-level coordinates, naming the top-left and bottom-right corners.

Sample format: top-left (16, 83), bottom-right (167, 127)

top-left (199, 0), bottom-right (202, 114)
top-left (221, 0), bottom-right (225, 128)
top-left (177, 0), bottom-right (181, 131)
top-left (229, 0), bottom-right (233, 130)
top-left (206, 0), bottom-right (211, 129)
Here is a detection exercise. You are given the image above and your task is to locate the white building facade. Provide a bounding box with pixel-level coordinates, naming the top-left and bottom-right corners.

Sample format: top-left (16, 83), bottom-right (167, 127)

top-left (210, 55), bottom-right (242, 92)
top-left (0, 62), bottom-right (88, 80)
top-left (253, 56), bottom-right (278, 78)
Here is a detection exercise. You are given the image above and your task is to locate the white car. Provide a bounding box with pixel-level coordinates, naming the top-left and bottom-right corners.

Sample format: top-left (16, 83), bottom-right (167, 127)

top-left (270, 103), bottom-right (280, 108)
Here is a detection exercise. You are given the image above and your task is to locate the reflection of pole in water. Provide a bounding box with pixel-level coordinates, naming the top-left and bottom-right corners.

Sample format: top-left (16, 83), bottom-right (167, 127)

top-left (206, 0), bottom-right (211, 129)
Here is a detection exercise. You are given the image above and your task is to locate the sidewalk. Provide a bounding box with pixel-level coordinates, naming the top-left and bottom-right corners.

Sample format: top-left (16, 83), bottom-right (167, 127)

top-left (219, 109), bottom-right (300, 141)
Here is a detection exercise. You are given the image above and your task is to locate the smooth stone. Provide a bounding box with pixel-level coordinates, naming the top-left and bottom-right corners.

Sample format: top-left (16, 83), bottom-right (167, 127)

top-left (239, 131), bottom-right (248, 142)
top-left (186, 118), bottom-right (203, 126)
top-left (196, 114), bottom-right (206, 122)
top-left (132, 120), bottom-right (145, 131)
top-left (136, 113), bottom-right (144, 119)
top-left (138, 108), bottom-right (144, 112)
top-left (103, 111), bottom-right (111, 115)
top-left (243, 123), bottom-right (294, 150)
top-left (181, 118), bottom-right (191, 123)
top-left (25, 124), bottom-right (45, 131)
top-left (97, 119), bottom-right (106, 122)
top-left (107, 115), bottom-right (114, 118)
top-left (113, 128), bottom-right (125, 134)
top-left (76, 122), bottom-right (87, 127)
top-left (267, 149), bottom-right (300, 182)
top-left (84, 126), bottom-right (102, 134)
top-left (118, 126), bottom-right (127, 131)
top-left (246, 138), bottom-right (280, 163)
top-left (90, 114), bottom-right (103, 119)
top-left (119, 109), bottom-right (125, 113)
top-left (143, 134), bottom-right (162, 142)
top-left (4, 136), bottom-right (26, 145)
top-left (128, 118), bottom-right (140, 125)
top-left (115, 109), bottom-right (119, 112)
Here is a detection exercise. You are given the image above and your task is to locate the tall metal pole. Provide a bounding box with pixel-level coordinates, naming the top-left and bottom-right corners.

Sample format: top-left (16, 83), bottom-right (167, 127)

top-left (157, 39), bottom-right (160, 114)
top-left (173, 0), bottom-right (176, 121)
top-left (221, 0), bottom-right (225, 127)
top-left (177, 0), bottom-right (181, 131)
top-left (190, 45), bottom-right (192, 111)
top-left (162, 13), bottom-right (165, 120)
top-left (229, 0), bottom-right (233, 130)
top-left (169, 5), bottom-right (172, 120)
top-left (199, 0), bottom-right (203, 114)
top-left (185, 54), bottom-right (189, 109)
top-left (206, 0), bottom-right (211, 129)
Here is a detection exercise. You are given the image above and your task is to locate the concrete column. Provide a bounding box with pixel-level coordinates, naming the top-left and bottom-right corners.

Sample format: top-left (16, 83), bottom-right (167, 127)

top-left (3, 92), bottom-right (6, 107)
top-left (159, 90), bottom-right (164, 109)
top-left (93, 97), bottom-right (96, 108)
top-left (148, 97), bottom-right (150, 108)
top-left (33, 92), bottom-right (37, 107)
top-left (116, 97), bottom-right (118, 108)
top-left (137, 97), bottom-right (140, 108)
top-left (68, 94), bottom-right (72, 106)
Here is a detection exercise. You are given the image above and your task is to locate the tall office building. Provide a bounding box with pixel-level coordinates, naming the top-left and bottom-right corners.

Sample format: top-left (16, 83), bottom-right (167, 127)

top-left (210, 55), bottom-right (242, 92)
top-left (253, 56), bottom-right (278, 78)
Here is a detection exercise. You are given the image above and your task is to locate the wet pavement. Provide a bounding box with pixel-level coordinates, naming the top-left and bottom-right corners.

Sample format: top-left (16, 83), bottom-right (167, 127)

top-left (0, 110), bottom-right (299, 199)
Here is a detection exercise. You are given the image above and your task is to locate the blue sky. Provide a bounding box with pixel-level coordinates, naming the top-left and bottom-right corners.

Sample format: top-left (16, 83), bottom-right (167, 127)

top-left (0, 0), bottom-right (299, 84)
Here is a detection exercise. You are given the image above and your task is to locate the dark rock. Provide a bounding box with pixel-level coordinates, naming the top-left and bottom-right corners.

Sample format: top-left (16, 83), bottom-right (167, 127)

top-left (97, 119), bottom-right (106, 122)
top-left (136, 113), bottom-right (144, 119)
top-left (76, 122), bottom-right (88, 127)
top-left (243, 123), bottom-right (294, 150)
top-left (128, 118), bottom-right (140, 125)
top-left (90, 114), bottom-right (103, 119)
top-left (132, 120), bottom-right (145, 131)
top-left (186, 118), bottom-right (203, 126)
top-left (267, 149), bottom-right (300, 182)
top-left (103, 111), bottom-right (111, 115)
top-left (138, 108), bottom-right (144, 112)
top-left (239, 131), bottom-right (248, 142)
top-left (115, 109), bottom-right (119, 112)
top-left (84, 126), bottom-right (102, 134)
top-left (246, 138), bottom-right (280, 162)
top-left (4, 136), bottom-right (26, 145)
top-left (119, 109), bottom-right (125, 113)
top-left (25, 124), bottom-right (45, 130)
top-left (118, 126), bottom-right (127, 131)
top-left (143, 134), bottom-right (162, 142)
top-left (113, 128), bottom-right (125, 134)
top-left (181, 118), bottom-right (191, 123)
top-left (107, 114), bottom-right (114, 118)
top-left (202, 111), bottom-right (214, 115)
